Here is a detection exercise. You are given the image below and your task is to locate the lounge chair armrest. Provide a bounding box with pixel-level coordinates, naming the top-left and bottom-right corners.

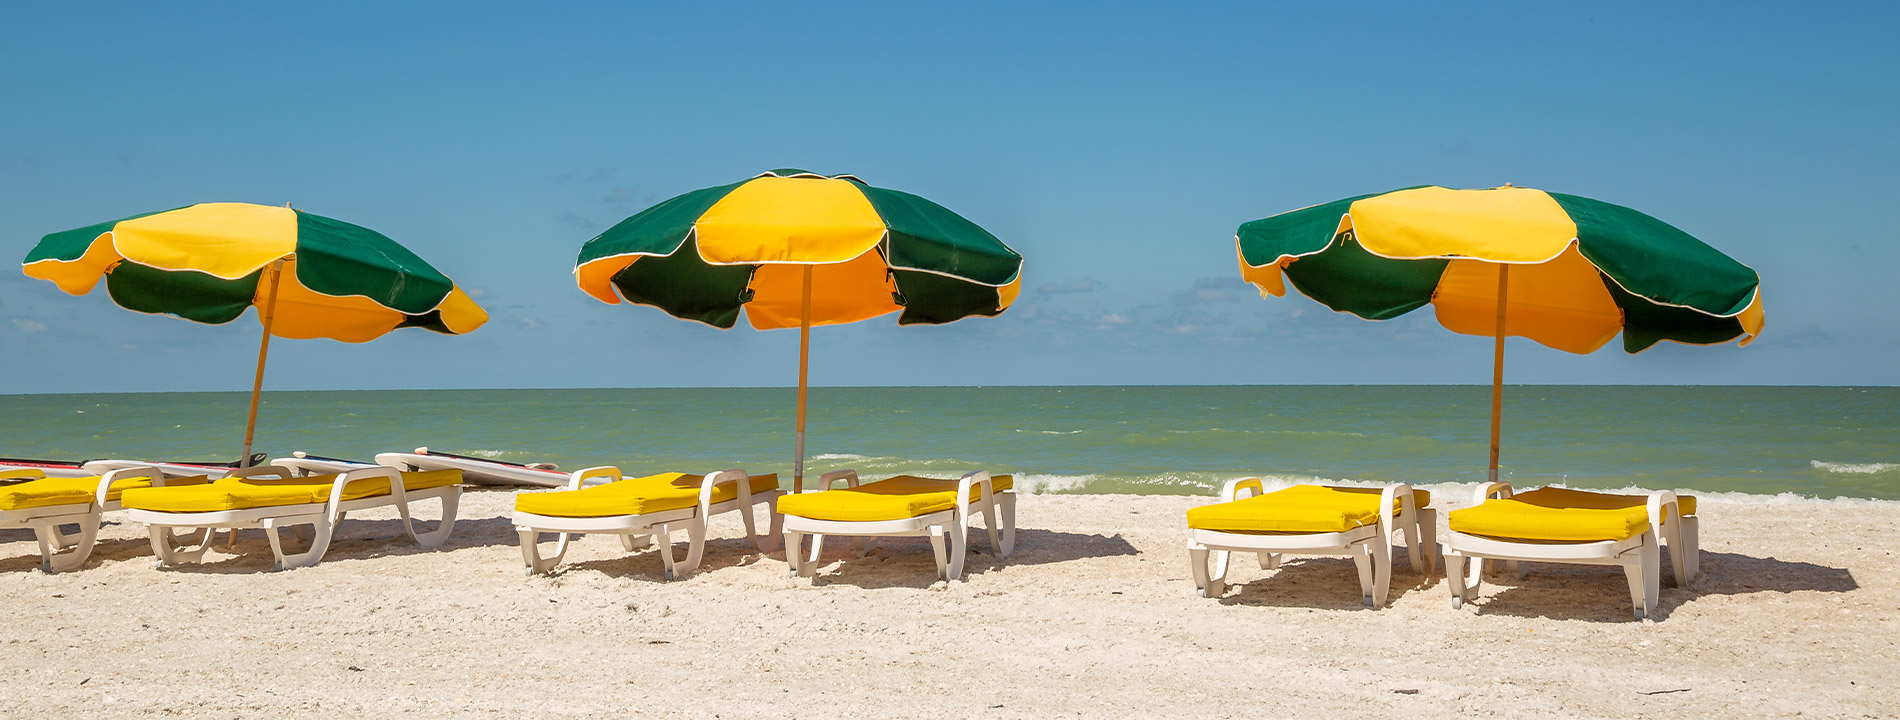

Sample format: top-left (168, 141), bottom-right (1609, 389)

top-left (1381, 483), bottom-right (1415, 519)
top-left (336, 466), bottom-right (402, 516)
top-left (1646, 489), bottom-right (1682, 540)
top-left (808, 469), bottom-right (859, 494)
top-left (94, 465), bottom-right (164, 506)
top-left (1219, 477), bottom-right (1265, 502)
top-left (1471, 481), bottom-right (1513, 506)
top-left (570, 466), bottom-right (623, 491)
top-left (956, 471), bottom-right (995, 520)
top-left (224, 464), bottom-right (299, 481)
top-left (0, 468), bottom-right (46, 482)
top-left (699, 469), bottom-right (751, 514)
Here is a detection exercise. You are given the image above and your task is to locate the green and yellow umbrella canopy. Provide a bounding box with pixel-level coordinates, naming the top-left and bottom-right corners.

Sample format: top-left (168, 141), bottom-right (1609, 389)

top-left (1237, 186), bottom-right (1763, 354)
top-left (23, 201), bottom-right (487, 464)
top-left (24, 202), bottom-right (487, 341)
top-left (1236, 185), bottom-right (1764, 482)
top-left (575, 169), bottom-right (1023, 329)
top-left (576, 169), bottom-right (1023, 489)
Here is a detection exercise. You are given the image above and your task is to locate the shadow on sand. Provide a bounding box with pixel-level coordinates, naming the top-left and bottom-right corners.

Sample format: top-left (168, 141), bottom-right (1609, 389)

top-left (1213, 552), bottom-right (1442, 611)
top-left (1454, 550), bottom-right (1856, 622)
top-left (11, 515), bottom-right (523, 575)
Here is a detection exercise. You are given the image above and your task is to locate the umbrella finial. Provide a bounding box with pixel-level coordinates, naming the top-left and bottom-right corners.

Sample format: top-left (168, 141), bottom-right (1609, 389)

top-left (1502, 182), bottom-right (1513, 188)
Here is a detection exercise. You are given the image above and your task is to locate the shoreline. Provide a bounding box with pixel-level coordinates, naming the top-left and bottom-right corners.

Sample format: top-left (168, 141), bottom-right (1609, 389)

top-left (4, 489), bottom-right (1894, 717)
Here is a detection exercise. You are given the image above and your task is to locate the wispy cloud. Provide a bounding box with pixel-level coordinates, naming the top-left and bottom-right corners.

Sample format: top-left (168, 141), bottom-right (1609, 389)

top-left (1170, 277), bottom-right (1245, 305)
top-left (555, 210), bottom-right (597, 231)
top-left (10, 317), bottom-right (47, 333)
top-left (1038, 278), bottom-right (1103, 295)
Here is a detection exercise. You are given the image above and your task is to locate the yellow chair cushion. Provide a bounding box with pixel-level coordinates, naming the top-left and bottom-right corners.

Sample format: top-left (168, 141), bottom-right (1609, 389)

top-left (776, 474), bottom-right (1013, 523)
top-left (1448, 487), bottom-right (1697, 543)
top-left (515, 472), bottom-right (780, 518)
top-left (1186, 485), bottom-right (1433, 534)
top-left (0, 474), bottom-right (208, 511)
top-left (119, 470), bottom-right (459, 513)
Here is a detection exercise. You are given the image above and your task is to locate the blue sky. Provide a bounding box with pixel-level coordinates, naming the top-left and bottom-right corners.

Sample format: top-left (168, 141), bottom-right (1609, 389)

top-left (1, 2), bottom-right (1894, 392)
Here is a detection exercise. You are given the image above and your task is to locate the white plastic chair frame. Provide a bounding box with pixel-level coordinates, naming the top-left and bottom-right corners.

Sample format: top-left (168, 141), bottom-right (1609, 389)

top-left (782, 469), bottom-right (1015, 583)
top-left (124, 465), bottom-right (461, 572)
top-left (1442, 482), bottom-right (1695, 621)
top-left (512, 467), bottom-right (784, 579)
top-left (1187, 479), bottom-right (1436, 608)
top-left (0, 465), bottom-right (169, 573)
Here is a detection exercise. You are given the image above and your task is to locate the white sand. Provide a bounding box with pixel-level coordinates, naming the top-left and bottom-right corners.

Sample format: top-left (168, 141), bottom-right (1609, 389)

top-left (3, 488), bottom-right (1896, 718)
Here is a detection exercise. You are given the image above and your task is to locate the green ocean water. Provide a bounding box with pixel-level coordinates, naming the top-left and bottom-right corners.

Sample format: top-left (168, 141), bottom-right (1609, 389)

top-left (2, 386), bottom-right (1896, 500)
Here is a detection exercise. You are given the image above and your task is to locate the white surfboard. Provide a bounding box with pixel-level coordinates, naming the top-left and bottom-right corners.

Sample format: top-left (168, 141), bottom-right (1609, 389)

top-left (80, 454), bottom-right (268, 479)
top-left (0, 458), bottom-right (98, 479)
top-left (272, 452), bottom-right (379, 477)
top-left (373, 447), bottom-right (569, 488)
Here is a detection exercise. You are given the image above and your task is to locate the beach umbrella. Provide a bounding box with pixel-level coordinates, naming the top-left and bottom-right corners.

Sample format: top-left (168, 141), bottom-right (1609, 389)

top-left (1235, 185), bottom-right (1763, 481)
top-left (23, 202), bottom-right (489, 463)
top-left (575, 169), bottom-right (1023, 489)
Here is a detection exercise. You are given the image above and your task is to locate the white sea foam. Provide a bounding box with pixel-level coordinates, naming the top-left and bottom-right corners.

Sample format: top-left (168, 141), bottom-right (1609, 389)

top-left (1811, 460), bottom-right (1900, 474)
top-left (1015, 429), bottom-right (1084, 435)
top-left (811, 453), bottom-right (872, 461)
top-left (1013, 473), bottom-right (1098, 493)
top-left (1030, 473), bottom-right (1900, 507)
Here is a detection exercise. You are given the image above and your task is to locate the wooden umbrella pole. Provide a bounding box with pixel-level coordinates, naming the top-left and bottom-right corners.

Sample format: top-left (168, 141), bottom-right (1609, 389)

top-left (240, 260), bottom-right (285, 469)
top-left (794, 265), bottom-right (813, 493)
top-left (1488, 264), bottom-right (1509, 483)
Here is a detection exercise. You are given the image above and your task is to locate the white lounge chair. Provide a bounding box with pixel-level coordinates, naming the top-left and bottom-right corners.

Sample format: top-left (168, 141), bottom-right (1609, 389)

top-left (1443, 483), bottom-right (1696, 621)
top-left (777, 470), bottom-right (1016, 582)
top-left (120, 465), bottom-right (462, 571)
top-left (0, 465), bottom-right (189, 572)
top-left (512, 467), bottom-right (783, 579)
top-left (1186, 479), bottom-right (1436, 608)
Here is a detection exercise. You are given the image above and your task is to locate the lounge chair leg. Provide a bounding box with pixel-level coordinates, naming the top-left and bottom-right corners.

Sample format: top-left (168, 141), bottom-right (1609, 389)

top-left (1258, 552), bottom-right (1280, 570)
top-left (519, 530), bottom-right (570, 575)
top-left (621, 533), bottom-right (650, 551)
top-left (1624, 534), bottom-right (1660, 621)
top-left (760, 507), bottom-right (785, 554)
top-left (947, 519), bottom-right (967, 581)
top-left (1351, 543), bottom-right (1377, 608)
top-left (402, 488), bottom-right (460, 551)
top-left (1209, 549), bottom-right (1233, 587)
top-left (788, 531), bottom-right (822, 578)
top-left (1401, 518), bottom-right (1424, 573)
top-left (1680, 517), bottom-right (1700, 586)
top-left (783, 530), bottom-right (802, 577)
top-left (853, 536), bottom-right (874, 558)
top-left (1372, 536), bottom-right (1392, 608)
top-left (265, 517), bottom-right (331, 571)
top-left (1446, 552), bottom-right (1473, 609)
top-left (654, 523), bottom-right (680, 580)
top-left (43, 522), bottom-right (81, 550)
top-left (982, 509), bottom-right (1004, 558)
top-left (1418, 510), bottom-right (1440, 574)
top-left (676, 520), bottom-right (707, 580)
top-left (929, 528), bottom-right (950, 580)
top-left (998, 493), bottom-right (1017, 557)
top-left (1507, 560), bottom-right (1526, 579)
top-left (1657, 514), bottom-right (1689, 589)
top-left (1188, 543), bottom-right (1223, 598)
top-left (35, 519), bottom-right (97, 573)
top-left (149, 526), bottom-right (216, 567)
